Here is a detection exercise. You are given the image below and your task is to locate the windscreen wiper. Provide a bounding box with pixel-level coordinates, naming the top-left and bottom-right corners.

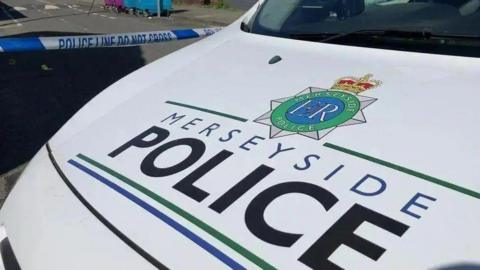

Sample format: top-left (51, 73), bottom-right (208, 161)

top-left (291, 29), bottom-right (480, 43)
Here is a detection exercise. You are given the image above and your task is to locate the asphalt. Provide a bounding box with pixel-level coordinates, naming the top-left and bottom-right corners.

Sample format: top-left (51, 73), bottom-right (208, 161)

top-left (0, 0), bottom-right (243, 206)
top-left (225, 0), bottom-right (256, 10)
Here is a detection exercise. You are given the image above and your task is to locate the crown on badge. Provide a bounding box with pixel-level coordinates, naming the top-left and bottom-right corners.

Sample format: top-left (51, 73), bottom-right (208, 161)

top-left (331, 74), bottom-right (381, 94)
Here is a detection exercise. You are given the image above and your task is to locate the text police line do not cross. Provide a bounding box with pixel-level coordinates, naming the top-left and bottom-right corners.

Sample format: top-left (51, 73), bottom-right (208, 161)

top-left (0, 28), bottom-right (222, 53)
top-left (56, 28), bottom-right (221, 49)
top-left (108, 125), bottom-right (431, 269)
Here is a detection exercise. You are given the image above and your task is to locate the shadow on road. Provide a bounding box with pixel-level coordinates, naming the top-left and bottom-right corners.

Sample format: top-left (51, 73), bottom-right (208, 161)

top-left (170, 9), bottom-right (188, 14)
top-left (0, 31), bottom-right (146, 174)
top-left (0, 2), bottom-right (27, 22)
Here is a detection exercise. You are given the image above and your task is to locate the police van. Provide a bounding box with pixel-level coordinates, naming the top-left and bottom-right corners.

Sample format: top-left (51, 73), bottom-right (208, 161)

top-left (1, 0), bottom-right (479, 269)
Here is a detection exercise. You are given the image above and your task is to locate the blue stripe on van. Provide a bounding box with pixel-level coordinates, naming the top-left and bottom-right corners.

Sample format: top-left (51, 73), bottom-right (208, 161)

top-left (68, 159), bottom-right (246, 270)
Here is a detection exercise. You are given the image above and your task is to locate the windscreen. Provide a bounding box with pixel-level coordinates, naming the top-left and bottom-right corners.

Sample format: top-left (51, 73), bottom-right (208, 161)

top-left (248, 0), bottom-right (480, 56)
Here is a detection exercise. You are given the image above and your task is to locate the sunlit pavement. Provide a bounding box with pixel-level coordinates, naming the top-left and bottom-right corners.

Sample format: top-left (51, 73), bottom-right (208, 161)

top-left (225, 0), bottom-right (256, 10)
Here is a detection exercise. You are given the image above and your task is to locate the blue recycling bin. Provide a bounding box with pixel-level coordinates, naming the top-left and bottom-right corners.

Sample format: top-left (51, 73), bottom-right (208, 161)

top-left (136, 0), bottom-right (171, 16)
top-left (159, 0), bottom-right (172, 16)
top-left (123, 0), bottom-right (137, 12)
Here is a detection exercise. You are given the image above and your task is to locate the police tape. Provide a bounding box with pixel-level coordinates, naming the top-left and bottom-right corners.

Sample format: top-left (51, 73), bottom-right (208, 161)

top-left (0, 27), bottom-right (223, 53)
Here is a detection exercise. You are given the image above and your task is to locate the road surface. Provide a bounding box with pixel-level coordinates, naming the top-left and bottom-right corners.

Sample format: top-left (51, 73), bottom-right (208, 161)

top-left (226, 0), bottom-right (257, 10)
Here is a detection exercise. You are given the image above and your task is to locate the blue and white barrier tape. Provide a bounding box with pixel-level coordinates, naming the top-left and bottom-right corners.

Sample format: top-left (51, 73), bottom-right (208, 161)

top-left (0, 27), bottom-right (222, 53)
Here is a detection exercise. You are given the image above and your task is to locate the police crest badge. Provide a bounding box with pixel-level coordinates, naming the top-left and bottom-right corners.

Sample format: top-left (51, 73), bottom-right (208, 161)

top-left (255, 74), bottom-right (381, 140)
